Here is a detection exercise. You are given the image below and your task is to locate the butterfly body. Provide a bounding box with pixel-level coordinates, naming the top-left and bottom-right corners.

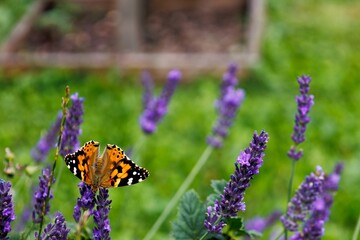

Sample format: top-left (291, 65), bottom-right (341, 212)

top-left (64, 140), bottom-right (149, 192)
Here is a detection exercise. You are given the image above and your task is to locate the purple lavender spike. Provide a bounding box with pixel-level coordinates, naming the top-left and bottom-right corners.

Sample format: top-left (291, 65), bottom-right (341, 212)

top-left (93, 188), bottom-right (112, 240)
top-left (0, 179), bottom-right (16, 239)
top-left (207, 64), bottom-right (245, 148)
top-left (60, 93), bottom-right (84, 157)
top-left (281, 167), bottom-right (324, 232)
top-left (139, 69), bottom-right (181, 134)
top-left (204, 130), bottom-right (269, 233)
top-left (32, 168), bottom-right (54, 224)
top-left (73, 182), bottom-right (95, 222)
top-left (290, 163), bottom-right (343, 239)
top-left (288, 75), bottom-right (314, 161)
top-left (35, 212), bottom-right (70, 240)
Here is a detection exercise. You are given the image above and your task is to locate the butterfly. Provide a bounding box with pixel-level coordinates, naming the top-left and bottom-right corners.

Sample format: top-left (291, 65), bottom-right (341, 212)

top-left (64, 140), bottom-right (149, 192)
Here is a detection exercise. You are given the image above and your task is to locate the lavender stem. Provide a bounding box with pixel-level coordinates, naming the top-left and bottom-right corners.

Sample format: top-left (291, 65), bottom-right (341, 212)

top-left (144, 146), bottom-right (214, 240)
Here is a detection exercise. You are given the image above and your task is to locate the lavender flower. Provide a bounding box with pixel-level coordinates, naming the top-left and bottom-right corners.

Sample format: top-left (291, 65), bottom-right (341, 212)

top-left (207, 64), bottom-right (245, 148)
top-left (35, 212), bottom-right (70, 240)
top-left (139, 69), bottom-right (181, 134)
top-left (160, 70), bottom-right (182, 106)
top-left (290, 199), bottom-right (325, 240)
top-left (32, 168), bottom-right (54, 224)
top-left (291, 163), bottom-right (343, 240)
top-left (204, 130), bottom-right (269, 233)
top-left (60, 93), bottom-right (84, 157)
top-left (31, 112), bottom-right (62, 162)
top-left (281, 166), bottom-right (324, 232)
top-left (288, 75), bottom-right (314, 161)
top-left (219, 63), bottom-right (238, 101)
top-left (93, 188), bottom-right (112, 240)
top-left (139, 100), bottom-right (164, 134)
top-left (0, 179), bottom-right (16, 239)
top-left (73, 182), bottom-right (95, 222)
top-left (204, 200), bottom-right (226, 233)
top-left (324, 162), bottom-right (343, 192)
top-left (245, 211), bottom-right (281, 234)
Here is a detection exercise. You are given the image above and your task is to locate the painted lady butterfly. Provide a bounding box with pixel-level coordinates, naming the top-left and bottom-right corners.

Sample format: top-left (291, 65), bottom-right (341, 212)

top-left (64, 140), bottom-right (149, 192)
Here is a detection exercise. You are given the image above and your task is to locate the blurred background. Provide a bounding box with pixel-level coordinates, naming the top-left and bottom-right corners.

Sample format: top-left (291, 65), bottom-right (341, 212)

top-left (0, 0), bottom-right (359, 239)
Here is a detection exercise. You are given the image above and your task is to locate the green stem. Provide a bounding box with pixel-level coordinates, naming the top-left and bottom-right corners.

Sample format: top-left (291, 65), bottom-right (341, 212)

top-left (287, 159), bottom-right (296, 203)
top-left (352, 214), bottom-right (360, 240)
top-left (130, 134), bottom-right (146, 164)
top-left (37, 86), bottom-right (70, 239)
top-left (143, 146), bottom-right (214, 240)
top-left (21, 223), bottom-right (37, 240)
top-left (53, 158), bottom-right (64, 194)
top-left (273, 229), bottom-right (285, 240)
top-left (75, 209), bottom-right (91, 240)
top-left (284, 159), bottom-right (296, 240)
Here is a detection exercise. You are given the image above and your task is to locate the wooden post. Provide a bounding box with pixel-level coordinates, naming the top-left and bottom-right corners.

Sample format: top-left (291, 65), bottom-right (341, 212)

top-left (246, 0), bottom-right (264, 63)
top-left (116, 0), bottom-right (141, 52)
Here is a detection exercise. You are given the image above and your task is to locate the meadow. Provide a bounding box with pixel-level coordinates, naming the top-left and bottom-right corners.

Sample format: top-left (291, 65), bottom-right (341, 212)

top-left (0, 0), bottom-right (360, 239)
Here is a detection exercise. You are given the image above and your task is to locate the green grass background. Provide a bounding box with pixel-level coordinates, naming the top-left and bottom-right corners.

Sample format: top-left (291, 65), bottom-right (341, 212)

top-left (1, 0), bottom-right (360, 239)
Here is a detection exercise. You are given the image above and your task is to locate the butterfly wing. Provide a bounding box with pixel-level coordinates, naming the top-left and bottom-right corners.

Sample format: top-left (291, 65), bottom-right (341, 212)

top-left (100, 144), bottom-right (149, 188)
top-left (64, 140), bottom-right (100, 186)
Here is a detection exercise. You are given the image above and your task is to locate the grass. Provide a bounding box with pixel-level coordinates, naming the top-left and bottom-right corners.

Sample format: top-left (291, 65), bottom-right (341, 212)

top-left (0, 0), bottom-right (360, 239)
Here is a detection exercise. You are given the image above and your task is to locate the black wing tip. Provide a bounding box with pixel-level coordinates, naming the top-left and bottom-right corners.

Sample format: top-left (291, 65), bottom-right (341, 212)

top-left (87, 140), bottom-right (100, 146)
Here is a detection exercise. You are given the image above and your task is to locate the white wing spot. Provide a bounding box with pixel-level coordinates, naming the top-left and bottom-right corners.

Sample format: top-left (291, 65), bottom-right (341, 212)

top-left (67, 165), bottom-right (70, 169)
top-left (139, 178), bottom-right (143, 182)
top-left (127, 178), bottom-right (133, 185)
top-left (72, 160), bottom-right (76, 164)
top-left (133, 171), bottom-right (138, 175)
top-left (73, 167), bottom-right (77, 175)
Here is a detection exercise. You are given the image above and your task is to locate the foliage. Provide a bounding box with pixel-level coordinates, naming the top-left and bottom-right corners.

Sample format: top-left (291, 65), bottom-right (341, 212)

top-left (0, 0), bottom-right (29, 41)
top-left (0, 0), bottom-right (359, 239)
top-left (171, 190), bottom-right (206, 240)
top-left (171, 188), bottom-right (256, 240)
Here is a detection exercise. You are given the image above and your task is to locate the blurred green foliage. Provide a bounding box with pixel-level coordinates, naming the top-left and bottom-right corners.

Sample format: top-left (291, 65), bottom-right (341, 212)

top-left (0, 0), bottom-right (30, 41)
top-left (0, 0), bottom-right (359, 239)
top-left (36, 2), bottom-right (78, 34)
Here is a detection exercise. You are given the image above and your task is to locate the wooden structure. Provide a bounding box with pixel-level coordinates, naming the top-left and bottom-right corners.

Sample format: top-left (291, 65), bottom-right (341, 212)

top-left (0, 0), bottom-right (265, 70)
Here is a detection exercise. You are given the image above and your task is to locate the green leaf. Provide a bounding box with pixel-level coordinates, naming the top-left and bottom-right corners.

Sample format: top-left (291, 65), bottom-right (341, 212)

top-left (7, 232), bottom-right (21, 240)
top-left (226, 217), bottom-right (245, 232)
top-left (244, 230), bottom-right (263, 239)
top-left (206, 193), bottom-right (219, 206)
top-left (224, 217), bottom-right (246, 238)
top-left (171, 190), bottom-right (207, 240)
top-left (66, 221), bottom-right (93, 240)
top-left (206, 180), bottom-right (227, 206)
top-left (223, 217), bottom-right (262, 239)
top-left (211, 179), bottom-right (227, 194)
